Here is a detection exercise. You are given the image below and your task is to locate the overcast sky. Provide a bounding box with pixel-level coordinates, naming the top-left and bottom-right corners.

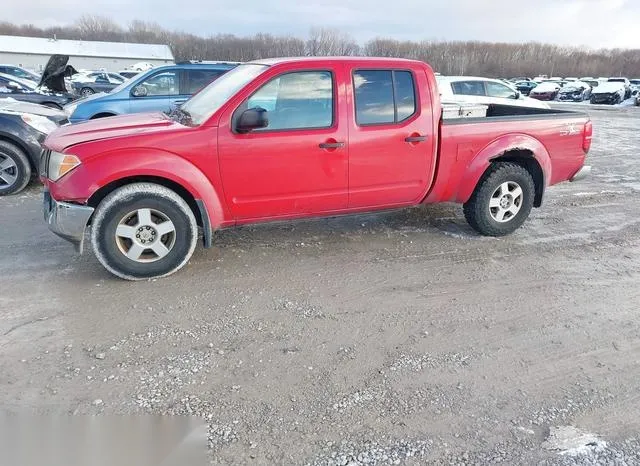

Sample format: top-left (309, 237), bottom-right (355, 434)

top-left (4, 0), bottom-right (639, 49)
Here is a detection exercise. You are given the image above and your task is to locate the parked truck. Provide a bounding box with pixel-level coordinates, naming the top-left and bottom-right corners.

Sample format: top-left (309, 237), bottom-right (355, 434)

top-left (41, 57), bottom-right (592, 280)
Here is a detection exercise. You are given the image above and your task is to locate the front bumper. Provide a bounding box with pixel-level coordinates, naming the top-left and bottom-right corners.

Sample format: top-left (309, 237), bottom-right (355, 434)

top-left (43, 189), bottom-right (94, 253)
top-left (558, 94), bottom-right (582, 102)
top-left (570, 165), bottom-right (592, 182)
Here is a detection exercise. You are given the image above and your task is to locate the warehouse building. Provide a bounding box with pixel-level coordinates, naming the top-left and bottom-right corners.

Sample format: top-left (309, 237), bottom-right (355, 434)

top-left (0, 35), bottom-right (174, 73)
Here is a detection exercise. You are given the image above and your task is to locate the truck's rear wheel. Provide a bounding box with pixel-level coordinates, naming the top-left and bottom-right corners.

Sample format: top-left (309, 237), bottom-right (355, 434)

top-left (90, 183), bottom-right (198, 280)
top-left (463, 162), bottom-right (535, 236)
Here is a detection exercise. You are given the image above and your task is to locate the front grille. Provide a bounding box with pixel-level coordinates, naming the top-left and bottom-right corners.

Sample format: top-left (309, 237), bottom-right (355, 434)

top-left (40, 149), bottom-right (51, 177)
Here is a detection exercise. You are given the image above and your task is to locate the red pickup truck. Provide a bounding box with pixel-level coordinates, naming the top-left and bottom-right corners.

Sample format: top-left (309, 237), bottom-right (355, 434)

top-left (41, 57), bottom-right (592, 280)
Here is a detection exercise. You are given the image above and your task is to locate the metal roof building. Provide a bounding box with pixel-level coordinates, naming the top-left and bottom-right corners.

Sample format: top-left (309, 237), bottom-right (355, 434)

top-left (0, 35), bottom-right (174, 72)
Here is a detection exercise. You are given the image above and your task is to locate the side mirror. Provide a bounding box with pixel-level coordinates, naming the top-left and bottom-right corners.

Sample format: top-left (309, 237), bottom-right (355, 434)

top-left (236, 107), bottom-right (268, 133)
top-left (132, 85), bottom-right (148, 97)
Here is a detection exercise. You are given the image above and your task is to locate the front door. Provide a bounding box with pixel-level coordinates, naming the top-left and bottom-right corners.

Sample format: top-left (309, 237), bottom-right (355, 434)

top-left (218, 66), bottom-right (348, 220)
top-left (129, 69), bottom-right (181, 114)
top-left (347, 67), bottom-right (436, 208)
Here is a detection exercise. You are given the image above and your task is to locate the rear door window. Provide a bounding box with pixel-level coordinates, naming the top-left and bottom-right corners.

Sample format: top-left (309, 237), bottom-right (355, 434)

top-left (183, 69), bottom-right (225, 95)
top-left (451, 81), bottom-right (486, 96)
top-left (353, 70), bottom-right (417, 125)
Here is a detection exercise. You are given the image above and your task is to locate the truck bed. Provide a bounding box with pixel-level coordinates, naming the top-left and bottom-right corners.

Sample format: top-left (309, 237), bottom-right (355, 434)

top-left (443, 103), bottom-right (587, 124)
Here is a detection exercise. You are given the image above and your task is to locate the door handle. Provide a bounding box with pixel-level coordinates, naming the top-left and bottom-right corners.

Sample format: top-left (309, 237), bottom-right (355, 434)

top-left (319, 142), bottom-right (345, 149)
top-left (405, 135), bottom-right (427, 143)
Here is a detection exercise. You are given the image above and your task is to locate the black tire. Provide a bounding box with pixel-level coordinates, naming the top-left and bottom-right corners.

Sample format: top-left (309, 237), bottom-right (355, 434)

top-left (0, 140), bottom-right (31, 195)
top-left (80, 87), bottom-right (95, 97)
top-left (90, 183), bottom-right (198, 280)
top-left (463, 162), bottom-right (535, 237)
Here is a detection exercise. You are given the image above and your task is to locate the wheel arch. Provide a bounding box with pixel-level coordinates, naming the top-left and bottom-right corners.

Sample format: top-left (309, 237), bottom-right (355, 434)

top-left (455, 134), bottom-right (551, 207)
top-left (90, 112), bottom-right (117, 119)
top-left (87, 174), bottom-right (216, 248)
top-left (0, 132), bottom-right (37, 170)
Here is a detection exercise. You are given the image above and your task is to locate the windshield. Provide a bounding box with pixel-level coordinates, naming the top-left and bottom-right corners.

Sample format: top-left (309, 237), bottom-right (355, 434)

top-left (182, 64), bottom-right (269, 125)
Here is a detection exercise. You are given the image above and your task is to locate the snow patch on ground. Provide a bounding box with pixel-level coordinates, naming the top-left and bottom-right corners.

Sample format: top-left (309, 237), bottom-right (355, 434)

top-left (542, 426), bottom-right (607, 457)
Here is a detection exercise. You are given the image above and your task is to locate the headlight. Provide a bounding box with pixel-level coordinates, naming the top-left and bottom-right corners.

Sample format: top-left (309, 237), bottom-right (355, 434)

top-left (48, 151), bottom-right (81, 181)
top-left (64, 103), bottom-right (78, 117)
top-left (20, 113), bottom-right (58, 135)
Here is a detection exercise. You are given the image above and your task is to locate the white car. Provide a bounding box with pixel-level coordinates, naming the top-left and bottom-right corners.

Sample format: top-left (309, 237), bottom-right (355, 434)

top-left (590, 82), bottom-right (626, 105)
top-left (436, 76), bottom-right (550, 109)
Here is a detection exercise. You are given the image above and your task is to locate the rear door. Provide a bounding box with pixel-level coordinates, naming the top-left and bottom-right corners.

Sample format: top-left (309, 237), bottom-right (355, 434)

top-left (129, 69), bottom-right (181, 114)
top-left (176, 69), bottom-right (226, 108)
top-left (93, 73), bottom-right (112, 93)
top-left (218, 63), bottom-right (349, 220)
top-left (450, 80), bottom-right (487, 104)
top-left (346, 66), bottom-right (436, 207)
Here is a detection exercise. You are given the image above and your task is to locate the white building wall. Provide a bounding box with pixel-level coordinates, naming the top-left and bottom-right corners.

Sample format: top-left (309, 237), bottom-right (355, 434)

top-left (0, 52), bottom-right (173, 73)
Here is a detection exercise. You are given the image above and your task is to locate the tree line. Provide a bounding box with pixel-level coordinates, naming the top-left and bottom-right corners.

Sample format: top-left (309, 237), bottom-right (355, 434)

top-left (1, 15), bottom-right (640, 78)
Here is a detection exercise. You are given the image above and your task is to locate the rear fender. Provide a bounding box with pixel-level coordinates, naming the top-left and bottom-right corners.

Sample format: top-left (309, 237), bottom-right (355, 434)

top-left (454, 134), bottom-right (552, 204)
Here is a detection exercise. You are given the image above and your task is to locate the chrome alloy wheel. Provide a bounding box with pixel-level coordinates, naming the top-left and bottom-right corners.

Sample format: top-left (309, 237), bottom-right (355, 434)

top-left (115, 208), bottom-right (176, 262)
top-left (489, 181), bottom-right (523, 223)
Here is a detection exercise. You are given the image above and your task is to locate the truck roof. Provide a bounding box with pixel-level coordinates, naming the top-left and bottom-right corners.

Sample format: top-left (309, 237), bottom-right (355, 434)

top-left (249, 56), bottom-right (426, 66)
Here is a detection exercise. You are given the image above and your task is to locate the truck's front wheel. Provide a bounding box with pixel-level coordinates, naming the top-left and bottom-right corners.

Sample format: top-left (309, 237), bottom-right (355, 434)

top-left (90, 183), bottom-right (198, 280)
top-left (463, 162), bottom-right (535, 236)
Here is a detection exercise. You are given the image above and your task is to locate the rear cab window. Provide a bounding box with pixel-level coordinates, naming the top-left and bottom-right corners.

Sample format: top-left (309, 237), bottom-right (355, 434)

top-left (353, 69), bottom-right (417, 125)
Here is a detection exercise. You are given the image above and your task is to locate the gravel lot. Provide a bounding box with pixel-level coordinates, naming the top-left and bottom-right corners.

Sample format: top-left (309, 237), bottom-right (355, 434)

top-left (2, 105), bottom-right (640, 465)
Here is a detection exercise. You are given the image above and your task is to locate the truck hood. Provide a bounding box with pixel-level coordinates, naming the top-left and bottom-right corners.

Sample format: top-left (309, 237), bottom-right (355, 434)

top-left (45, 112), bottom-right (181, 151)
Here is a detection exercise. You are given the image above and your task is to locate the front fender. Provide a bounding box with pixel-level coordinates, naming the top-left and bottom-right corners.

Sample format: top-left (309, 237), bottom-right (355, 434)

top-left (50, 148), bottom-right (227, 229)
top-left (454, 133), bottom-right (552, 204)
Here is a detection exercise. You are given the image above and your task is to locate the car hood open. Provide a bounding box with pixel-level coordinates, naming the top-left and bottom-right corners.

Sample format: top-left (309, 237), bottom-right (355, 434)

top-left (38, 55), bottom-right (78, 93)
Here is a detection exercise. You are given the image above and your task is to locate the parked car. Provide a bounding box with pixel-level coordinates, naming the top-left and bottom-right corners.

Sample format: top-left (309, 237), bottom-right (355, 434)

top-left (529, 82), bottom-right (561, 101)
top-left (557, 81), bottom-right (592, 102)
top-left (509, 77), bottom-right (531, 82)
top-left (0, 99), bottom-right (67, 195)
top-left (514, 80), bottom-right (538, 96)
top-left (41, 57), bottom-right (592, 280)
top-left (0, 73), bottom-right (73, 109)
top-left (629, 79), bottom-right (640, 95)
top-left (70, 72), bottom-right (126, 97)
top-left (64, 62), bottom-right (238, 122)
top-left (590, 81), bottom-right (626, 104)
top-left (607, 78), bottom-right (631, 99)
top-left (436, 76), bottom-right (550, 108)
top-left (0, 65), bottom-right (40, 86)
top-left (564, 77), bottom-right (578, 82)
top-left (583, 79), bottom-right (600, 89)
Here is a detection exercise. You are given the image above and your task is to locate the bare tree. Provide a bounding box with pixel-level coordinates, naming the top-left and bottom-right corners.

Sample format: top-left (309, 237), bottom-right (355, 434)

top-left (306, 28), bottom-right (360, 56)
top-left (3, 17), bottom-right (640, 77)
top-left (75, 15), bottom-right (123, 41)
